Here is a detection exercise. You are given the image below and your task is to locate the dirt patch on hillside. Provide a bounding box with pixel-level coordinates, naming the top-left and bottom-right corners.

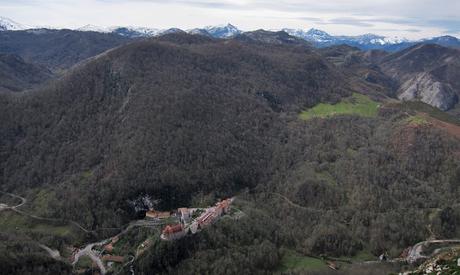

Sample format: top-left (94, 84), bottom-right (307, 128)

top-left (391, 112), bottom-right (460, 158)
top-left (420, 113), bottom-right (460, 140)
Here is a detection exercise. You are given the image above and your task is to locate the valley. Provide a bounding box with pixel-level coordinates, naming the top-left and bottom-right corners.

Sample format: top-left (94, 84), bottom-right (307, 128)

top-left (0, 16), bottom-right (459, 275)
top-left (0, 191), bottom-right (241, 274)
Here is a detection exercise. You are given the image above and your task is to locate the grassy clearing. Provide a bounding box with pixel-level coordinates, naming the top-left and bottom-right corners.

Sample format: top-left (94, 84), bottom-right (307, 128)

top-left (404, 115), bottom-right (430, 126)
top-left (351, 250), bottom-right (376, 262)
top-left (346, 148), bottom-right (358, 156)
top-left (113, 227), bottom-right (158, 255)
top-left (81, 170), bottom-right (94, 180)
top-left (0, 210), bottom-right (80, 241)
top-left (0, 211), bottom-right (30, 231)
top-left (315, 171), bottom-right (337, 186)
top-left (300, 93), bottom-right (379, 120)
top-left (279, 249), bottom-right (328, 272)
top-left (33, 224), bottom-right (73, 237)
top-left (75, 255), bottom-right (93, 269)
top-left (27, 189), bottom-right (56, 216)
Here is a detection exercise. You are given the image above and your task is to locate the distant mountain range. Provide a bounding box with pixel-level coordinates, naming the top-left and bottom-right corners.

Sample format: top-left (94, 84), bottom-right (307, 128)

top-left (1, 16), bottom-right (459, 52)
top-left (0, 16), bottom-right (28, 31)
top-left (1, 28), bottom-right (460, 275)
top-left (281, 28), bottom-right (412, 50)
top-left (282, 28), bottom-right (460, 51)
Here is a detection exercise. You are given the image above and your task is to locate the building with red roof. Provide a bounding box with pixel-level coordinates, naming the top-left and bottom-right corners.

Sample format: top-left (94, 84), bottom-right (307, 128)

top-left (161, 224), bottom-right (186, 240)
top-left (145, 210), bottom-right (171, 219)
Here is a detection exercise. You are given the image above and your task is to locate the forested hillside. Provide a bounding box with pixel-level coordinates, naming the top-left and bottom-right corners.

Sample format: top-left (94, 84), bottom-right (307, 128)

top-left (0, 29), bottom-right (131, 71)
top-left (0, 32), bottom-right (349, 228)
top-left (0, 32), bottom-right (459, 274)
top-left (0, 53), bottom-right (52, 92)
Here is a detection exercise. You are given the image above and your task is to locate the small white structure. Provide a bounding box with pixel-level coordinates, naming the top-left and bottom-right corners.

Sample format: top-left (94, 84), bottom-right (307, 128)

top-left (189, 222), bottom-right (199, 234)
top-left (178, 208), bottom-right (191, 224)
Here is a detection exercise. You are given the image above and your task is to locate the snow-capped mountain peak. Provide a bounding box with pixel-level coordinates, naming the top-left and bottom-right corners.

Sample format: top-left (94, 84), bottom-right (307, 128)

top-left (342, 33), bottom-right (409, 45)
top-left (0, 16), bottom-right (28, 31)
top-left (187, 28), bottom-right (212, 36)
top-left (76, 25), bottom-right (162, 37)
top-left (111, 26), bottom-right (161, 38)
top-left (306, 28), bottom-right (331, 37)
top-left (282, 28), bottom-right (333, 43)
top-left (161, 28), bottom-right (186, 35)
top-left (282, 27), bottom-right (410, 47)
top-left (348, 33), bottom-right (386, 45)
top-left (383, 36), bottom-right (409, 44)
top-left (203, 23), bottom-right (241, 38)
top-left (1, 16), bottom-right (457, 52)
top-left (305, 28), bottom-right (334, 42)
top-left (77, 24), bottom-right (112, 33)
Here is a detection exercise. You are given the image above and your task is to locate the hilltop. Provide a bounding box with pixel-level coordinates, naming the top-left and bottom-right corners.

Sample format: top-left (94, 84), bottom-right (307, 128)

top-left (1, 16), bottom-right (460, 51)
top-left (0, 31), bottom-right (459, 275)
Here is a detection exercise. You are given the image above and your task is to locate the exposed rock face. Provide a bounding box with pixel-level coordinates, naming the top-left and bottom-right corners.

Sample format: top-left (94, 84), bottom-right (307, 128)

top-left (379, 44), bottom-right (460, 111)
top-left (398, 73), bottom-right (458, 111)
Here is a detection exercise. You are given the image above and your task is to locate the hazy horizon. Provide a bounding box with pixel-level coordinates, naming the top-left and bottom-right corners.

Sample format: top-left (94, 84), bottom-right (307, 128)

top-left (0, 0), bottom-right (459, 39)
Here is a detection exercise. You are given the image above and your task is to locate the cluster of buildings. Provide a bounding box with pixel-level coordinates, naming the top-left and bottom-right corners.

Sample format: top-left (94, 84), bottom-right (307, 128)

top-left (145, 210), bottom-right (171, 219)
top-left (71, 235), bottom-right (125, 274)
top-left (101, 236), bottom-right (124, 265)
top-left (160, 198), bottom-right (234, 241)
top-left (103, 236), bottom-right (119, 253)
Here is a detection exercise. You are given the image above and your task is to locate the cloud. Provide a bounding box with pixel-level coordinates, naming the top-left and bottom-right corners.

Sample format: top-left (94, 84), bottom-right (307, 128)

top-left (373, 28), bottom-right (422, 33)
top-left (297, 17), bottom-right (324, 23)
top-left (318, 17), bottom-right (374, 27)
top-left (0, 0), bottom-right (459, 38)
top-left (427, 18), bottom-right (460, 33)
top-left (404, 28), bottom-right (422, 33)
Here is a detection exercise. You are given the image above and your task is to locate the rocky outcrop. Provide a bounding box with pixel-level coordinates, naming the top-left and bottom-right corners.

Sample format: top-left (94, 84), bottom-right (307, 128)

top-left (379, 44), bottom-right (460, 111)
top-left (398, 73), bottom-right (458, 111)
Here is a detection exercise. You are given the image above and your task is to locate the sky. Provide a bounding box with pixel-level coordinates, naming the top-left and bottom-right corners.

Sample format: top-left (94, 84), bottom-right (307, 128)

top-left (0, 0), bottom-right (459, 39)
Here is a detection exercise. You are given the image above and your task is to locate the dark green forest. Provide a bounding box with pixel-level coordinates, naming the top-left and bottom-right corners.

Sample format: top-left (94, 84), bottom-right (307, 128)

top-left (0, 32), bottom-right (460, 274)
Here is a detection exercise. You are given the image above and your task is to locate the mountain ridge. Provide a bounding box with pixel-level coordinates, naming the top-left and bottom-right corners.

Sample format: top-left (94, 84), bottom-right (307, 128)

top-left (1, 16), bottom-right (459, 51)
top-left (1, 32), bottom-right (460, 275)
top-left (0, 16), bottom-right (28, 31)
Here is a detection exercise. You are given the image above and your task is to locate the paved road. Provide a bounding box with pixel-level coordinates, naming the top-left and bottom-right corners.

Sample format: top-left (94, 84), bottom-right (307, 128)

top-left (39, 244), bottom-right (62, 261)
top-left (72, 239), bottom-right (110, 274)
top-left (0, 191), bottom-right (27, 209)
top-left (1, 191), bottom-right (171, 274)
top-left (1, 190), bottom-right (98, 235)
top-left (407, 239), bottom-right (460, 264)
top-left (72, 219), bottom-right (168, 274)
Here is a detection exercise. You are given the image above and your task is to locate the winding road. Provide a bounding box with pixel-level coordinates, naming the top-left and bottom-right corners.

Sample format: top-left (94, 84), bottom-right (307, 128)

top-left (406, 239), bottom-right (460, 264)
top-left (39, 244), bottom-right (63, 261)
top-left (1, 191), bottom-right (238, 274)
top-left (72, 239), bottom-right (110, 274)
top-left (0, 190), bottom-right (173, 274)
top-left (0, 191), bottom-right (27, 210)
top-left (0, 190), bottom-right (98, 235)
top-left (70, 219), bottom-right (169, 274)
